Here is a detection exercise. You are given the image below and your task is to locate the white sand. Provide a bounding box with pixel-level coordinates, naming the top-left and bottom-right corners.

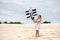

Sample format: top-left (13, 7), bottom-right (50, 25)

top-left (0, 23), bottom-right (60, 40)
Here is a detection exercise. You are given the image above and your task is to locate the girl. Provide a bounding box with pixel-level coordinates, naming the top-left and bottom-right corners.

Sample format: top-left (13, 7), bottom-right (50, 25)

top-left (31, 15), bottom-right (41, 37)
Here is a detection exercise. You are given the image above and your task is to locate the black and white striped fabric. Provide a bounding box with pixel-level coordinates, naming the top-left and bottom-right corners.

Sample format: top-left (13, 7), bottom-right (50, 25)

top-left (25, 8), bottom-right (38, 18)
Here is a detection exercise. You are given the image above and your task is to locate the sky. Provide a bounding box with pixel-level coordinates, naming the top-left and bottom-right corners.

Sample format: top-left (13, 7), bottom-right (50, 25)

top-left (0, 0), bottom-right (60, 24)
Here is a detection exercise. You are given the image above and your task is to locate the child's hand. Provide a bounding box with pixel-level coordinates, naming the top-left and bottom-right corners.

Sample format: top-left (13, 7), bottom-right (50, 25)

top-left (31, 17), bottom-right (34, 20)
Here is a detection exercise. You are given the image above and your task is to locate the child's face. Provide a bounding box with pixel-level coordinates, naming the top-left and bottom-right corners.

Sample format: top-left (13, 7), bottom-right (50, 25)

top-left (38, 16), bottom-right (41, 19)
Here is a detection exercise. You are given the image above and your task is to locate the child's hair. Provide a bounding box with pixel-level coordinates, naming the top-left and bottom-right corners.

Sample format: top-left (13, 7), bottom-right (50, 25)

top-left (38, 15), bottom-right (41, 18)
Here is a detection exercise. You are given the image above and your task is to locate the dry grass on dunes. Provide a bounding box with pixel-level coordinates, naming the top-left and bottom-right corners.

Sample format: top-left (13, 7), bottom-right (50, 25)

top-left (0, 23), bottom-right (60, 40)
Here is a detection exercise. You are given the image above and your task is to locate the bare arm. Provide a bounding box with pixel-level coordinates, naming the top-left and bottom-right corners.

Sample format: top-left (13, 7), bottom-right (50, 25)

top-left (31, 17), bottom-right (38, 23)
top-left (31, 19), bottom-right (37, 23)
top-left (32, 18), bottom-right (41, 23)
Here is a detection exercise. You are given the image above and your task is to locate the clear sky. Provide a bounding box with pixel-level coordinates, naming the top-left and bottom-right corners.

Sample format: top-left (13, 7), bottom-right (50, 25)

top-left (0, 0), bottom-right (60, 24)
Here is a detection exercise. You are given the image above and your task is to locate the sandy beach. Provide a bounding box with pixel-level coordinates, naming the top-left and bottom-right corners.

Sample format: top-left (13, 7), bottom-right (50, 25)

top-left (0, 23), bottom-right (60, 40)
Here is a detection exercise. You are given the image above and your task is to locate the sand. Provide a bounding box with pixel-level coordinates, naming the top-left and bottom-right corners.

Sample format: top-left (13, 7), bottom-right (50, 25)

top-left (0, 23), bottom-right (60, 40)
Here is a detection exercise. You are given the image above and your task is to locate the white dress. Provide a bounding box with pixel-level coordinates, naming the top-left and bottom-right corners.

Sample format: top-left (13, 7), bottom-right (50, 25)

top-left (35, 19), bottom-right (41, 30)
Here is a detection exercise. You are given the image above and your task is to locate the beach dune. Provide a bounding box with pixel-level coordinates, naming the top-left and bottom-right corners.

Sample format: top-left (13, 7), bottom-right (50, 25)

top-left (0, 23), bottom-right (60, 40)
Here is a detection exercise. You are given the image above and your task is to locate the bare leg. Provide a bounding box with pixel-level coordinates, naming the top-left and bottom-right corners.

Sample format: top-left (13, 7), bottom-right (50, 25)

top-left (35, 30), bottom-right (38, 37)
top-left (37, 30), bottom-right (39, 37)
top-left (36, 30), bottom-right (39, 37)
